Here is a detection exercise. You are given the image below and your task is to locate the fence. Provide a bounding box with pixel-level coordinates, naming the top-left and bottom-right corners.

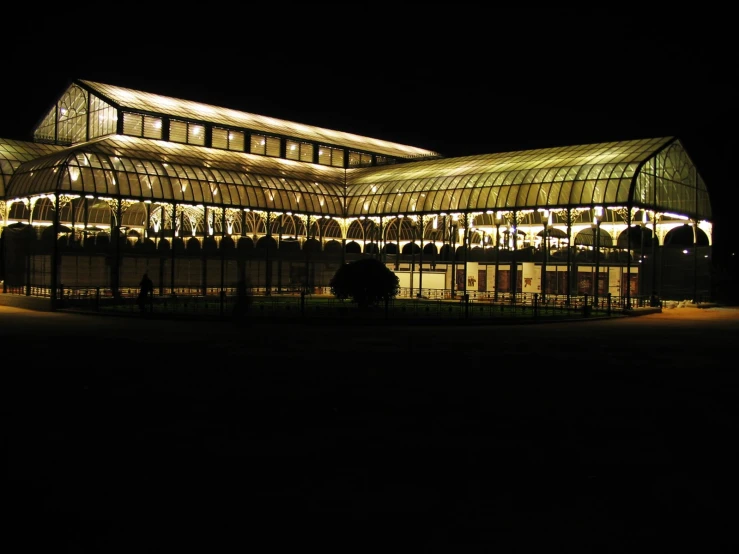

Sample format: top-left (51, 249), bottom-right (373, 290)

top-left (5, 285), bottom-right (654, 324)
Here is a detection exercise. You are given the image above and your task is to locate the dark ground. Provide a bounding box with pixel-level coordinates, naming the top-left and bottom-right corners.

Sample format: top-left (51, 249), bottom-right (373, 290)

top-left (4, 306), bottom-right (739, 552)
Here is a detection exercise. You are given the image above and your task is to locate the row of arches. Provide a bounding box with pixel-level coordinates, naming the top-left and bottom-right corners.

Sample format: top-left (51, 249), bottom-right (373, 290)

top-left (5, 197), bottom-right (711, 247)
top-left (38, 220), bottom-right (708, 253)
top-left (10, 221), bottom-right (706, 269)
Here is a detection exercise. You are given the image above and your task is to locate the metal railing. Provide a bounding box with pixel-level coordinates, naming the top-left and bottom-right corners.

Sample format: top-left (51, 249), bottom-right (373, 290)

top-left (18, 285), bottom-right (651, 324)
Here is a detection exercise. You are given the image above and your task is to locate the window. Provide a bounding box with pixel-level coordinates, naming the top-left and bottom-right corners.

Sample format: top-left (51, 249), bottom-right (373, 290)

top-left (88, 94), bottom-right (117, 140)
top-left (169, 120), bottom-right (205, 145)
top-left (123, 112), bottom-right (143, 137)
top-left (250, 134), bottom-right (281, 157)
top-left (318, 145), bottom-right (345, 168)
top-left (188, 123), bottom-right (205, 146)
top-left (348, 151), bottom-right (373, 167)
top-left (212, 127), bottom-right (245, 151)
top-left (143, 116), bottom-right (163, 139)
top-left (123, 113), bottom-right (163, 139)
top-left (286, 140), bottom-right (314, 162)
top-left (56, 84), bottom-right (88, 144)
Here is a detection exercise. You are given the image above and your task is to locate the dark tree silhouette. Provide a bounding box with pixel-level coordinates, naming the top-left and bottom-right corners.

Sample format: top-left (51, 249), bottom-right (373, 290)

top-left (329, 258), bottom-right (400, 308)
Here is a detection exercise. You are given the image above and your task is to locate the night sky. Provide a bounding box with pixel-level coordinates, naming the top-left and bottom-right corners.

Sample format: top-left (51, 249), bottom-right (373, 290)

top-left (2, 9), bottom-right (735, 262)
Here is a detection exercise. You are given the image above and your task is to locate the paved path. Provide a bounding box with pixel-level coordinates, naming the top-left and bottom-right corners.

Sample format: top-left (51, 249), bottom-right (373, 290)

top-left (4, 306), bottom-right (739, 550)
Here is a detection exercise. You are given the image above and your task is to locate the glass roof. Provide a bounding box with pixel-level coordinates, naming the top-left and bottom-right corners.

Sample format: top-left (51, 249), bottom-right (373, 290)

top-left (0, 139), bottom-right (67, 197)
top-left (4, 135), bottom-right (347, 215)
top-left (2, 136), bottom-right (712, 222)
top-left (344, 137), bottom-right (712, 221)
top-left (79, 80), bottom-right (440, 160)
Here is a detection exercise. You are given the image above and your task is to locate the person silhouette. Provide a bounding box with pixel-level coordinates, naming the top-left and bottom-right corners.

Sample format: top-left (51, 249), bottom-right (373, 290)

top-left (138, 272), bottom-right (153, 312)
top-left (232, 278), bottom-right (251, 319)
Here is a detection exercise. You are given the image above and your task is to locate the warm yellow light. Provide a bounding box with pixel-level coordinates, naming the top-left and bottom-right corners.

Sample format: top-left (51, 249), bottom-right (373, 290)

top-left (664, 212), bottom-right (689, 220)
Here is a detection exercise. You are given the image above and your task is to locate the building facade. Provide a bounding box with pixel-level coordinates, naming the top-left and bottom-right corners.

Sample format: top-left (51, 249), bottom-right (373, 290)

top-left (0, 79), bottom-right (713, 308)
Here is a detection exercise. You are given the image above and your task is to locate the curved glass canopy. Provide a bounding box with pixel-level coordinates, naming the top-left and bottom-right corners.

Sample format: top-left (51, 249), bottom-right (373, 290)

top-left (345, 137), bottom-right (711, 221)
top-left (3, 136), bottom-right (712, 223)
top-left (0, 139), bottom-right (67, 197)
top-left (4, 135), bottom-right (346, 216)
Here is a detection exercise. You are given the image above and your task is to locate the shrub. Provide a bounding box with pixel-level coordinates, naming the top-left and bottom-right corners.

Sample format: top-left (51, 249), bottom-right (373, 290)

top-left (329, 258), bottom-right (399, 308)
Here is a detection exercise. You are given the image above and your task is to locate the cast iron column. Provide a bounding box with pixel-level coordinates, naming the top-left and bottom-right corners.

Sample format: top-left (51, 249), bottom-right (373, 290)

top-left (494, 213), bottom-right (501, 302)
top-left (417, 215), bottom-right (424, 297)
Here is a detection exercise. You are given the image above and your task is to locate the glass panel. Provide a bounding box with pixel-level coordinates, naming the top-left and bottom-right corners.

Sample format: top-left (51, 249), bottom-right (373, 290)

top-left (89, 94), bottom-right (117, 140)
top-left (318, 145), bottom-right (331, 166)
top-left (286, 139), bottom-right (300, 160)
top-left (122, 173), bottom-right (138, 197)
top-left (212, 127), bottom-right (229, 149)
top-left (300, 143), bottom-right (313, 163)
top-left (250, 134), bottom-right (266, 155)
top-left (265, 136), bottom-right (280, 157)
top-left (33, 107), bottom-right (57, 142)
top-left (188, 123), bottom-right (205, 146)
top-left (123, 113), bottom-right (143, 137)
top-left (143, 116), bottom-right (163, 139)
top-left (170, 120), bottom-right (187, 143)
top-left (571, 181), bottom-right (585, 205)
top-left (348, 151), bottom-right (361, 167)
top-left (331, 148), bottom-right (344, 168)
top-left (546, 182), bottom-right (561, 205)
top-left (57, 84), bottom-right (88, 144)
top-left (228, 130), bottom-right (245, 151)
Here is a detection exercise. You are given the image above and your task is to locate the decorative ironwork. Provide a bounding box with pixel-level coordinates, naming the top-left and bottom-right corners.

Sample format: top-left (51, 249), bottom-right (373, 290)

top-left (26, 197), bottom-right (41, 224)
top-left (48, 193), bottom-right (80, 211)
top-left (294, 213), bottom-right (308, 239)
top-left (334, 216), bottom-right (353, 239)
top-left (150, 203), bottom-right (168, 232)
top-left (467, 211), bottom-right (483, 227)
top-left (652, 212), bottom-right (667, 244)
top-left (209, 207), bottom-right (223, 234)
top-left (556, 207), bottom-right (585, 227)
top-left (248, 210), bottom-right (268, 237)
top-left (120, 199), bottom-right (137, 214)
top-left (504, 210), bottom-right (526, 228)
top-left (102, 197), bottom-right (118, 213)
top-left (182, 205), bottom-right (204, 236)
top-left (225, 208), bottom-right (240, 234)
top-left (614, 206), bottom-right (639, 224)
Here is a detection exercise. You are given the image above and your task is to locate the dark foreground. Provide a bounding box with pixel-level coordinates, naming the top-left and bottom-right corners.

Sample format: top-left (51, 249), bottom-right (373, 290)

top-left (4, 306), bottom-right (739, 551)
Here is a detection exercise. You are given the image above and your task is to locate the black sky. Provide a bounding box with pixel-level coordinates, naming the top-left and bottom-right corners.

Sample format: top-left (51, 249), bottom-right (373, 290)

top-left (2, 8), bottom-right (736, 260)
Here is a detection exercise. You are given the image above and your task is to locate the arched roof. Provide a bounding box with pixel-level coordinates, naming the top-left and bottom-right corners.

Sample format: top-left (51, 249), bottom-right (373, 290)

top-left (3, 135), bottom-right (346, 216)
top-left (2, 136), bottom-right (712, 222)
top-left (0, 139), bottom-right (67, 197)
top-left (344, 137), bottom-right (711, 221)
top-left (77, 80), bottom-right (440, 160)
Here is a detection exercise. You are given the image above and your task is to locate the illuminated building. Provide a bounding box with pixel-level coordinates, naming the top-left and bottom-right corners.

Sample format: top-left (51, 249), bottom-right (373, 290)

top-left (0, 79), bottom-right (713, 308)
